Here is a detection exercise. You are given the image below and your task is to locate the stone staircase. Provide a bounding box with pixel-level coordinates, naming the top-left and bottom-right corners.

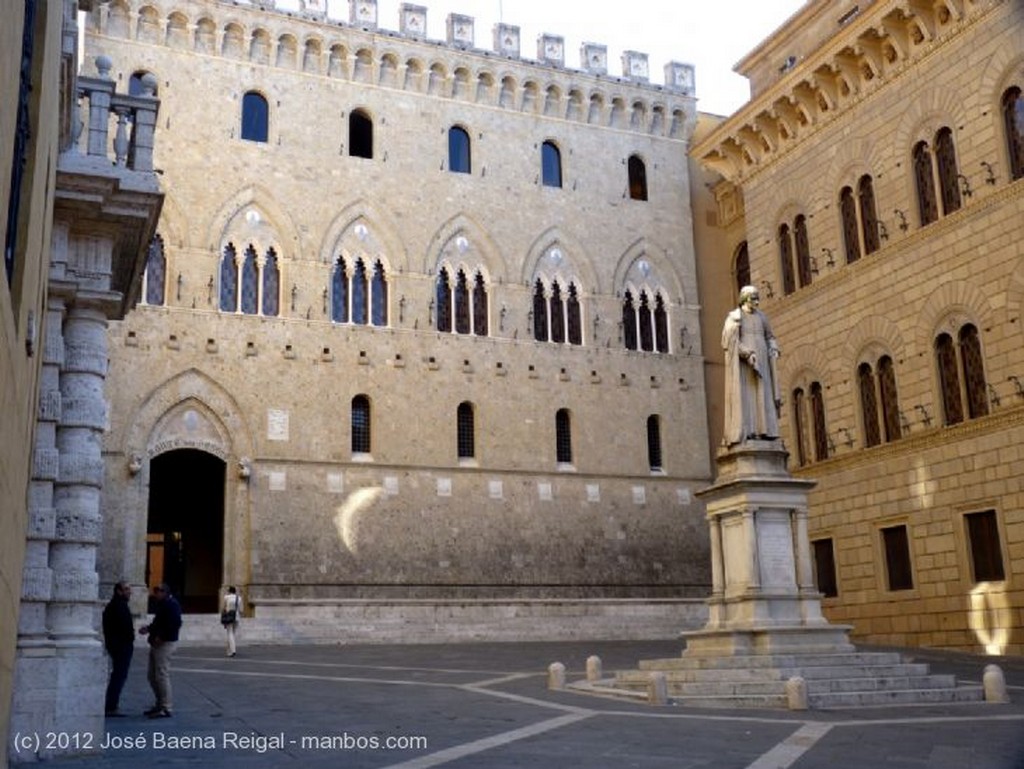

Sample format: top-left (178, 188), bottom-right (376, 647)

top-left (601, 650), bottom-right (985, 708)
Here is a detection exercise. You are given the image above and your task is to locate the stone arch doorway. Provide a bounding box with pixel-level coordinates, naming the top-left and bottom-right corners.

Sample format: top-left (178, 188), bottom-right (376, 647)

top-left (146, 449), bottom-right (226, 613)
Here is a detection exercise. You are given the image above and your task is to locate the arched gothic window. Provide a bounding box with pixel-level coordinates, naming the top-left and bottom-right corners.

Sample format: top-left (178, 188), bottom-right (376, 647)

top-left (351, 258), bottom-right (368, 325)
top-left (331, 258), bottom-right (349, 323)
top-left (448, 126), bottom-right (471, 173)
top-left (241, 91), bottom-right (269, 143)
top-left (144, 236), bottom-right (166, 305)
top-left (541, 140), bottom-right (562, 188)
top-left (936, 332), bottom-right (963, 425)
top-left (351, 395), bottom-right (371, 454)
top-left (371, 260), bottom-right (387, 326)
top-left (654, 294), bottom-right (669, 353)
top-left (533, 279), bottom-right (549, 342)
top-left (628, 154), bottom-right (648, 201)
top-left (859, 362), bottom-right (882, 448)
top-left (858, 175), bottom-right (880, 255)
top-left (349, 109), bottom-right (373, 159)
top-left (437, 266), bottom-right (487, 335)
top-left (332, 257), bottom-right (388, 327)
top-left (566, 284), bottom-right (582, 345)
top-left (555, 408), bottom-right (573, 464)
top-left (622, 291), bottom-right (637, 350)
top-left (638, 292), bottom-right (654, 351)
top-left (240, 246), bottom-right (258, 314)
top-left (792, 387), bottom-right (809, 467)
top-left (219, 244), bottom-right (238, 311)
top-left (878, 355), bottom-right (901, 442)
top-left (960, 324), bottom-right (988, 420)
top-left (935, 127), bottom-right (961, 216)
top-left (262, 249), bottom-right (279, 317)
top-left (1004, 86), bottom-right (1024, 181)
top-left (457, 401), bottom-right (475, 459)
top-left (839, 187), bottom-right (860, 264)
top-left (810, 382), bottom-right (829, 461)
top-left (549, 282), bottom-right (565, 343)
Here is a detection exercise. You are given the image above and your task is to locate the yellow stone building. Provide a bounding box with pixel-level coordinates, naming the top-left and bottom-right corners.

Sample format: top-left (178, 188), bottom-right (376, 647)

top-left (694, 0), bottom-right (1024, 654)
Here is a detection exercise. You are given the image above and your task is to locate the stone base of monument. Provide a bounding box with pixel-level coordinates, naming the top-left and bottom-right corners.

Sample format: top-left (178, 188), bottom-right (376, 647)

top-left (579, 441), bottom-right (984, 708)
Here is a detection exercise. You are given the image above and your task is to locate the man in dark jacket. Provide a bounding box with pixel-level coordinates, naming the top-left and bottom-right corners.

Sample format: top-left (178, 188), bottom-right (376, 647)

top-left (102, 581), bottom-right (134, 716)
top-left (139, 583), bottom-right (182, 718)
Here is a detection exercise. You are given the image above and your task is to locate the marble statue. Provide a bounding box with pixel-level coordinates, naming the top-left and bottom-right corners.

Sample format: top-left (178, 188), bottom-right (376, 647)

top-left (722, 285), bottom-right (781, 446)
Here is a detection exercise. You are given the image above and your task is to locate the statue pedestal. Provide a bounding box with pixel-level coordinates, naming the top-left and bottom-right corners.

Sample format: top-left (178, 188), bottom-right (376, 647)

top-left (684, 440), bottom-right (853, 656)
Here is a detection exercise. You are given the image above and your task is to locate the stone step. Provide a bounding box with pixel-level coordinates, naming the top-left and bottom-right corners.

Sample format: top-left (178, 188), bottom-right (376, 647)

top-left (637, 651), bottom-right (904, 671)
top-left (619, 662), bottom-right (932, 685)
top-left (615, 671), bottom-right (958, 698)
top-left (807, 686), bottom-right (985, 709)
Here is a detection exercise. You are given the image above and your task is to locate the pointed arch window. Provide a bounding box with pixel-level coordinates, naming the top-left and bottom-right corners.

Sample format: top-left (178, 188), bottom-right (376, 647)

top-left (628, 154), bottom-right (648, 201)
top-left (622, 291), bottom-right (637, 350)
top-left (541, 140), bottom-right (562, 188)
top-left (654, 294), bottom-right (669, 353)
top-left (839, 187), bottom-right (860, 264)
top-left (371, 259), bottom-right (388, 326)
top-left (144, 236), bottom-right (166, 305)
top-left (331, 258), bottom-right (349, 323)
top-left (1004, 86), bottom-right (1024, 181)
top-left (960, 324), bottom-right (988, 419)
top-left (778, 223), bottom-right (796, 294)
top-left (638, 291), bottom-right (654, 352)
top-left (472, 272), bottom-right (488, 336)
top-left (241, 91), bottom-right (269, 143)
top-left (858, 175), bottom-right (880, 255)
top-left (555, 408), bottom-right (573, 464)
top-left (219, 244), bottom-right (238, 311)
top-left (351, 395), bottom-right (371, 454)
top-left (647, 415), bottom-right (663, 472)
top-left (734, 241), bottom-right (750, 297)
top-left (349, 109), bottom-right (373, 159)
top-left (533, 280), bottom-right (549, 342)
top-left (457, 401), bottom-right (475, 459)
top-left (549, 282), bottom-right (565, 344)
top-left (240, 246), bottom-right (259, 314)
top-left (448, 126), bottom-right (471, 174)
top-left (913, 140), bottom-right (939, 226)
top-left (261, 249), bottom-right (279, 316)
top-left (935, 127), bottom-right (961, 216)
top-left (795, 214), bottom-right (812, 288)
top-left (435, 268), bottom-right (452, 332)
top-left (936, 332), bottom-right (963, 425)
top-left (454, 269), bottom-right (471, 334)
top-left (934, 322), bottom-right (990, 425)
top-left (351, 258), bottom-right (368, 324)
top-left (566, 284), bottom-right (582, 345)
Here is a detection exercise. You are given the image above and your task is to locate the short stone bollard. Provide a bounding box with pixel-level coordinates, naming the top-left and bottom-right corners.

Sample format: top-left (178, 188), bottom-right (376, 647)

top-left (586, 655), bottom-right (603, 682)
top-left (548, 662), bottom-right (566, 690)
top-left (983, 664), bottom-right (1009, 703)
top-left (648, 671), bottom-right (668, 705)
top-left (786, 676), bottom-right (809, 710)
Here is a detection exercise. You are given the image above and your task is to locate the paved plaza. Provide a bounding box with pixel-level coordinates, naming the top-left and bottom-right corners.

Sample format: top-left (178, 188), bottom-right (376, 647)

top-left (30, 639), bottom-right (1024, 769)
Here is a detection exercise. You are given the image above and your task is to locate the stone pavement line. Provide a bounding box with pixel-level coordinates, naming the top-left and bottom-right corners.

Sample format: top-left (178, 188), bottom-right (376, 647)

top-left (373, 713), bottom-right (593, 769)
top-left (181, 655), bottom-right (517, 676)
top-left (742, 723), bottom-right (833, 769)
top-left (175, 667), bottom-right (459, 690)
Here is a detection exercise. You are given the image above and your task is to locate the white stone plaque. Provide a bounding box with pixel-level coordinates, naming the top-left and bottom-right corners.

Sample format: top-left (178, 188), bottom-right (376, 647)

top-left (437, 478), bottom-right (452, 497)
top-left (267, 409), bottom-right (289, 441)
top-left (632, 485), bottom-right (647, 505)
top-left (586, 484), bottom-right (601, 502)
top-left (268, 471), bottom-right (286, 491)
top-left (488, 480), bottom-right (503, 499)
top-left (757, 516), bottom-right (797, 589)
top-left (384, 476), bottom-right (399, 495)
top-left (327, 473), bottom-right (344, 493)
top-left (677, 487), bottom-right (692, 505)
top-left (537, 482), bottom-right (553, 501)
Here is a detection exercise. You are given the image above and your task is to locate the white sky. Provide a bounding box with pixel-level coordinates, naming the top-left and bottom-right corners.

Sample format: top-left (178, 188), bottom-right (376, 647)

top-left (316, 0), bottom-right (808, 116)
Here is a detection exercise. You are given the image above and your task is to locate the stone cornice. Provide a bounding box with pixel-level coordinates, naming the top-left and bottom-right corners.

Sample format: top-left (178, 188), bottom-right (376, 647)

top-left (791, 400), bottom-right (1024, 478)
top-left (692, 0), bottom-right (1004, 183)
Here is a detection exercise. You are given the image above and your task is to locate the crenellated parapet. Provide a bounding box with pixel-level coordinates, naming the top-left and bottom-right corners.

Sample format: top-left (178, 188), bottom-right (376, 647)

top-left (694, 0), bottom-right (1001, 182)
top-left (88, 0), bottom-right (696, 140)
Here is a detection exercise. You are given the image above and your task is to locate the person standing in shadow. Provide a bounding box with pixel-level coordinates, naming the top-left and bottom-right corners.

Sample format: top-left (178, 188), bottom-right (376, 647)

top-left (222, 586), bottom-right (241, 658)
top-left (139, 583), bottom-right (182, 719)
top-left (102, 581), bottom-right (135, 717)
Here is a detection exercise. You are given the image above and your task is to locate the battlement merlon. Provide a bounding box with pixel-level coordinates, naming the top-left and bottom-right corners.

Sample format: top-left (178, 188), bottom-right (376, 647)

top-left (286, 0), bottom-right (695, 94)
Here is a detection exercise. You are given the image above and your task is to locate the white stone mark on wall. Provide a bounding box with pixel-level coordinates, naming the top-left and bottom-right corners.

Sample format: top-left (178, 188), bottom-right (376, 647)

top-left (384, 476), bottom-right (399, 495)
top-left (586, 484), bottom-right (601, 502)
top-left (677, 487), bottom-right (692, 505)
top-left (267, 409), bottom-right (289, 441)
top-left (327, 473), bottom-right (344, 493)
top-left (632, 486), bottom-right (647, 505)
top-left (437, 477), bottom-right (452, 497)
top-left (538, 482), bottom-right (553, 501)
top-left (268, 471), bottom-right (287, 491)
top-left (488, 480), bottom-right (503, 499)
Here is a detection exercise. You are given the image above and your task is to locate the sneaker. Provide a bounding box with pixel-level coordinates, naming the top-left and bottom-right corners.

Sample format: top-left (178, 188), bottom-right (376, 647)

top-left (147, 707), bottom-right (172, 719)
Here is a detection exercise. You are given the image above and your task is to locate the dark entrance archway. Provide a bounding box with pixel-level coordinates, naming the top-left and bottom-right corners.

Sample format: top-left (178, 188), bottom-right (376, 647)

top-left (146, 449), bottom-right (225, 613)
